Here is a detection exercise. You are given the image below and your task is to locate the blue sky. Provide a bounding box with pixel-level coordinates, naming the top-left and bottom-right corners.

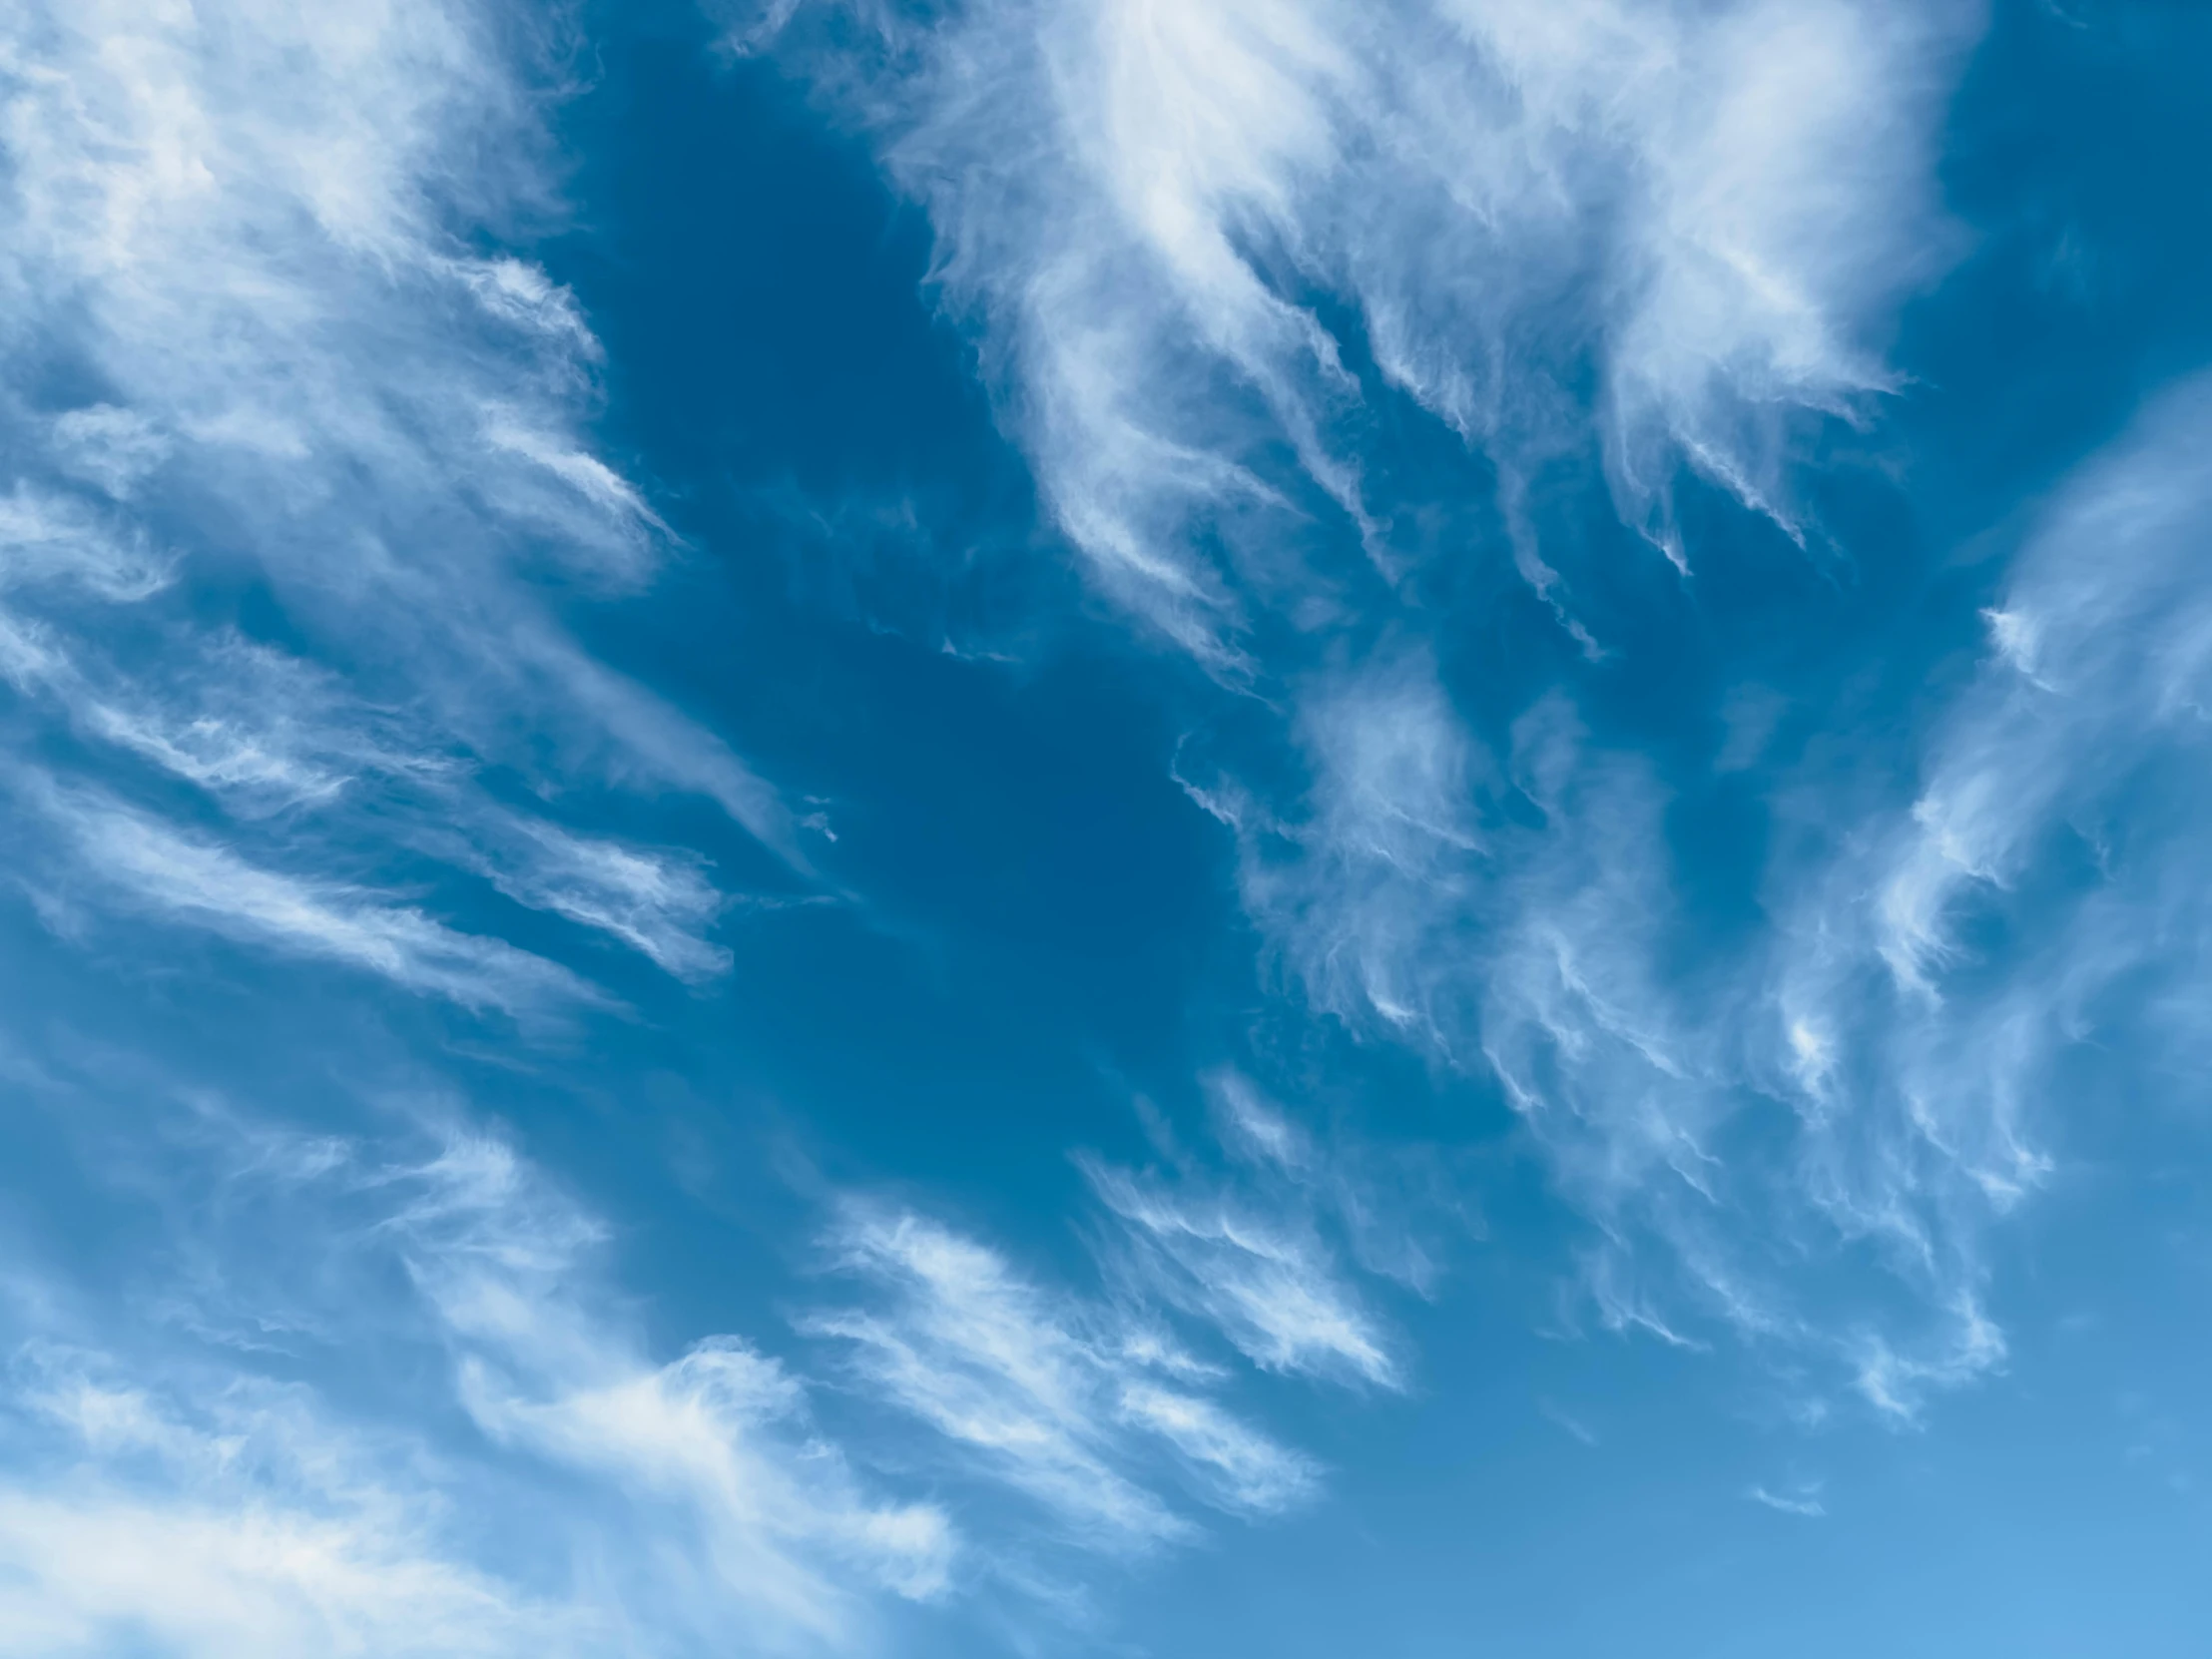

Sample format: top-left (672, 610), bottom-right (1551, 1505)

top-left (2, 0), bottom-right (2210, 1653)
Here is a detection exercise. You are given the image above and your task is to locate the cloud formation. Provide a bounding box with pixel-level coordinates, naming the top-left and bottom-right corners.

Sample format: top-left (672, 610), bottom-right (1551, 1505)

top-left (752, 0), bottom-right (1975, 655)
top-left (0, 0), bottom-right (796, 1015)
top-left (0, 1114), bottom-right (955, 1658)
top-left (0, 1344), bottom-right (588, 1659)
top-left (13, 3), bottom-right (2208, 1652)
top-left (0, 1083), bottom-right (1397, 1650)
top-left (794, 1066), bottom-right (1456, 1585)
top-left (808, 1195), bottom-right (1326, 1552)
top-left (1078, 1078), bottom-right (1405, 1390)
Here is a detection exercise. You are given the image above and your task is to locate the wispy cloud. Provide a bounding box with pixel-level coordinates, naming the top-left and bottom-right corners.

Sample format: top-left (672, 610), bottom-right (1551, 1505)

top-left (19, 778), bottom-right (599, 1014)
top-left (393, 1137), bottom-right (959, 1644)
top-left (1537, 1397), bottom-right (1599, 1448)
top-left (1744, 1479), bottom-right (1826, 1518)
top-left (811, 1207), bottom-right (1192, 1547)
top-left (1081, 1157), bottom-right (1400, 1389)
top-left (751, 0), bottom-right (1975, 652)
top-left (0, 1114), bottom-right (958, 1657)
top-left (807, 1201), bottom-right (1320, 1551)
top-left (460, 815), bottom-right (735, 983)
top-left (1187, 664), bottom-right (1794, 1351)
top-left (1345, 373), bottom-right (2212, 1423)
top-left (1761, 373), bottom-right (2212, 1415)
top-left (0, 1345), bottom-right (590, 1659)
top-left (1113, 1381), bottom-right (1319, 1514)
top-left (0, 0), bottom-right (799, 1018)
top-left (792, 1072), bottom-right (1457, 1571)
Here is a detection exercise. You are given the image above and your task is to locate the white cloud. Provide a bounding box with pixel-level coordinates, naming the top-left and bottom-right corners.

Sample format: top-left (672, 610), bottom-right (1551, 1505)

top-left (754, 0), bottom-right (1976, 652)
top-left (1744, 1480), bottom-right (1825, 1518)
top-left (809, 1206), bottom-right (1193, 1546)
top-left (0, 1340), bottom-right (587, 1659)
top-left (465, 815), bottom-right (734, 982)
top-left (1757, 373), bottom-right (2212, 1414)
top-left (746, 0), bottom-right (2080, 1423)
top-left (15, 629), bottom-right (414, 816)
top-left (0, 1116), bottom-right (962, 1658)
top-left (47, 404), bottom-right (173, 499)
top-left (1203, 668), bottom-right (1731, 1255)
top-left (1180, 627), bottom-right (2041, 1411)
top-left (1865, 377), bottom-right (2212, 1004)
top-left (0, 0), bottom-right (802, 1015)
top-left (1114, 1382), bottom-right (1320, 1514)
top-left (1081, 1157), bottom-right (1400, 1389)
top-left (18, 778), bottom-right (597, 1014)
top-left (1221, 373), bottom-right (2212, 1423)
top-left (792, 1076), bottom-right (1452, 1570)
top-left (0, 1490), bottom-right (580, 1659)
top-left (391, 1141), bottom-right (958, 1645)
top-left (473, 1340), bottom-right (955, 1609)
top-left (0, 484), bottom-right (173, 602)
top-left (1227, 654), bottom-right (1487, 1047)
top-left (808, 1199), bottom-right (1328, 1552)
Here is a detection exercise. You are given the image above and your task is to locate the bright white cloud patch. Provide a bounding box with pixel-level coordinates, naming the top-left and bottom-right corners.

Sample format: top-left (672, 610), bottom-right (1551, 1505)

top-left (394, 1137), bottom-right (961, 1641)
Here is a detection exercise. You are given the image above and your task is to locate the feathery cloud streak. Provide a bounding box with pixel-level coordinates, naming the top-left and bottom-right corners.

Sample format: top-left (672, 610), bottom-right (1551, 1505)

top-left (752, 0), bottom-right (1975, 656)
top-left (0, 0), bottom-right (795, 1015)
top-left (805, 1120), bottom-right (1399, 1549)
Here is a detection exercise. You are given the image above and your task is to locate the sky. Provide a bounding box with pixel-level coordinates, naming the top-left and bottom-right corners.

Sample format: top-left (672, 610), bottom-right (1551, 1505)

top-left (1, 0), bottom-right (2210, 1654)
